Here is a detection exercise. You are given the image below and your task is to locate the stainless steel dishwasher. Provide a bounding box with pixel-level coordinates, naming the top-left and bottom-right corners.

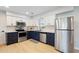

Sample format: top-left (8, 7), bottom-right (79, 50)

top-left (40, 33), bottom-right (46, 43)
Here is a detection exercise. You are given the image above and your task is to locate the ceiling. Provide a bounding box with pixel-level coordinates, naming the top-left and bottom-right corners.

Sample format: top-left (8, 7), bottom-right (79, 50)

top-left (0, 6), bottom-right (59, 16)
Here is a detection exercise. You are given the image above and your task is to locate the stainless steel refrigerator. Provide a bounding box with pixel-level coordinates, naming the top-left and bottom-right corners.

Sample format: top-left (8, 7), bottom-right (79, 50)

top-left (55, 16), bottom-right (74, 53)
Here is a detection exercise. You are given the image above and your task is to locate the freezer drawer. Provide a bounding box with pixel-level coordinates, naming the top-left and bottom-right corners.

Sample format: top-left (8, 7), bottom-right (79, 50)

top-left (40, 33), bottom-right (46, 43)
top-left (55, 30), bottom-right (74, 53)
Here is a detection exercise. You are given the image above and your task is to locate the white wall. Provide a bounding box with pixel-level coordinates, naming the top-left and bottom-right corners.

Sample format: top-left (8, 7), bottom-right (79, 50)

top-left (56, 11), bottom-right (74, 18)
top-left (0, 10), bottom-right (7, 32)
top-left (33, 11), bottom-right (55, 25)
top-left (0, 10), bottom-right (7, 45)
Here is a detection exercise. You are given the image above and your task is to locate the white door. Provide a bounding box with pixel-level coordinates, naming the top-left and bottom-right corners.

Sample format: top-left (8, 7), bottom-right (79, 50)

top-left (0, 32), bottom-right (6, 45)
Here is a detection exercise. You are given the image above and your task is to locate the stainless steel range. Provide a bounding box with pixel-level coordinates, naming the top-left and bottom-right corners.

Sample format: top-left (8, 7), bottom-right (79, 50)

top-left (16, 30), bottom-right (27, 42)
top-left (16, 21), bottom-right (27, 42)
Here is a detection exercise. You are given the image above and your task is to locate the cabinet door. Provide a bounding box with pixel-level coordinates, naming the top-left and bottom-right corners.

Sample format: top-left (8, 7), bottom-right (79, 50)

top-left (12, 17), bottom-right (17, 26)
top-left (27, 31), bottom-right (40, 41)
top-left (46, 33), bottom-right (55, 46)
top-left (7, 16), bottom-right (16, 26)
top-left (6, 32), bottom-right (18, 45)
top-left (27, 31), bottom-right (33, 39)
top-left (29, 31), bottom-right (35, 39)
top-left (7, 16), bottom-right (12, 26)
top-left (33, 32), bottom-right (40, 41)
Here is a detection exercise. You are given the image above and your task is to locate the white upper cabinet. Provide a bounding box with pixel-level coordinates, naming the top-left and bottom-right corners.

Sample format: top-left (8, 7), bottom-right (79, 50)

top-left (39, 17), bottom-right (54, 27)
top-left (40, 18), bottom-right (47, 26)
top-left (7, 16), bottom-right (16, 26)
top-left (6, 12), bottom-right (27, 26)
top-left (26, 20), bottom-right (39, 26)
top-left (7, 15), bottom-right (26, 26)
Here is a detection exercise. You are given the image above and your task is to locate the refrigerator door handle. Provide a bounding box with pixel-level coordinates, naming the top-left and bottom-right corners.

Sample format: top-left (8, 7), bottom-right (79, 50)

top-left (56, 18), bottom-right (59, 29)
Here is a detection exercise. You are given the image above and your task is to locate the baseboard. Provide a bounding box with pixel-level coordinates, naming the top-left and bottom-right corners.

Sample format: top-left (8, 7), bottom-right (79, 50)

top-left (74, 47), bottom-right (79, 53)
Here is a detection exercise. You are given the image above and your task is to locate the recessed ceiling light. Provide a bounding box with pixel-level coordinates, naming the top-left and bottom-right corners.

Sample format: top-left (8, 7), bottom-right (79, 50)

top-left (26, 12), bottom-right (29, 14)
top-left (26, 12), bottom-right (34, 15)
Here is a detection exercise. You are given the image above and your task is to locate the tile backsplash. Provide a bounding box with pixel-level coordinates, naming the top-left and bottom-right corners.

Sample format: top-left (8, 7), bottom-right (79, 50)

top-left (7, 26), bottom-right (16, 32)
top-left (27, 26), bottom-right (40, 31)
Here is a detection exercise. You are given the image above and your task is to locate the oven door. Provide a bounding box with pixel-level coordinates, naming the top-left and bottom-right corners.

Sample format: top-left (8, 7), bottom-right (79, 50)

top-left (19, 32), bottom-right (26, 37)
top-left (18, 32), bottom-right (27, 42)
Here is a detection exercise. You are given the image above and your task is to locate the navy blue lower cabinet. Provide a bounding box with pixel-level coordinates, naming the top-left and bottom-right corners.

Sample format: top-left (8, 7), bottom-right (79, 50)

top-left (27, 31), bottom-right (40, 41)
top-left (27, 31), bottom-right (33, 39)
top-left (6, 32), bottom-right (18, 45)
top-left (46, 33), bottom-right (55, 46)
top-left (33, 31), bottom-right (40, 41)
